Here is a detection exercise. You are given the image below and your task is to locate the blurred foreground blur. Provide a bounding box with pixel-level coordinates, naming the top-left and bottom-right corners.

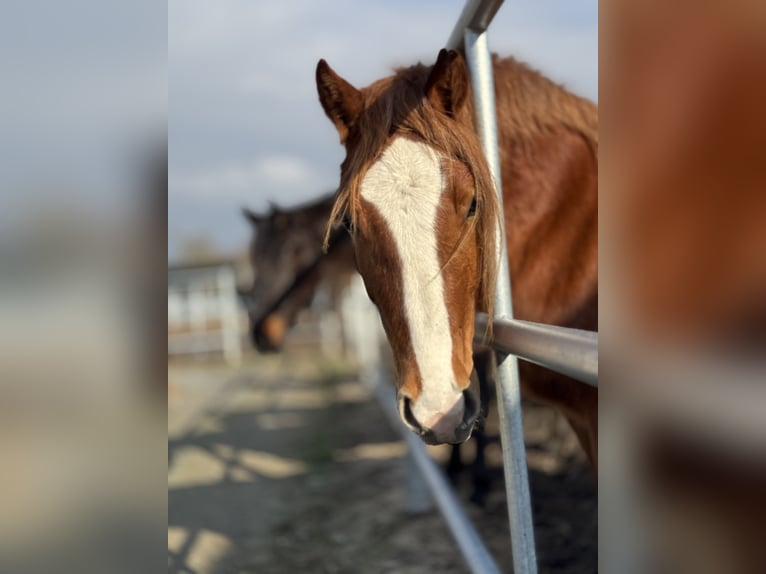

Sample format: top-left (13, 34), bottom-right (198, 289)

top-left (601, 1), bottom-right (766, 572)
top-left (0, 1), bottom-right (166, 572)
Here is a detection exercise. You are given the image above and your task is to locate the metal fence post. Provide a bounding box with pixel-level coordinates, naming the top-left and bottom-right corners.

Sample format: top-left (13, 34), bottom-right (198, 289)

top-left (460, 20), bottom-right (539, 574)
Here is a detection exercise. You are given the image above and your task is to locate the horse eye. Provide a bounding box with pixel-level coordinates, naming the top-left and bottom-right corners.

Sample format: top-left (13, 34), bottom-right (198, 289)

top-left (466, 197), bottom-right (477, 218)
top-left (341, 214), bottom-right (355, 233)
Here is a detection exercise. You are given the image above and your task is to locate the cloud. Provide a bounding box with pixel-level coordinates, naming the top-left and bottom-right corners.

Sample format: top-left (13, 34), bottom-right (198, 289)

top-left (170, 155), bottom-right (326, 204)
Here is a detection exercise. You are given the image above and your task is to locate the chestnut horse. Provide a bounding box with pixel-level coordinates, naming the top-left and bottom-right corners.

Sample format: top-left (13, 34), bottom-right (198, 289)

top-left (243, 193), bottom-right (495, 501)
top-left (316, 50), bottom-right (598, 467)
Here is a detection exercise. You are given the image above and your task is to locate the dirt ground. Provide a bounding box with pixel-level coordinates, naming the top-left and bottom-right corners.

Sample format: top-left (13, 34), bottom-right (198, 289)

top-left (168, 353), bottom-right (596, 573)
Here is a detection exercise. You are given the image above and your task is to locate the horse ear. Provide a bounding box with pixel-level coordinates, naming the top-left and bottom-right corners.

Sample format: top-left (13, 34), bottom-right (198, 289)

top-left (425, 49), bottom-right (469, 118)
top-left (316, 59), bottom-right (363, 144)
top-left (271, 208), bottom-right (289, 232)
top-left (242, 207), bottom-right (265, 226)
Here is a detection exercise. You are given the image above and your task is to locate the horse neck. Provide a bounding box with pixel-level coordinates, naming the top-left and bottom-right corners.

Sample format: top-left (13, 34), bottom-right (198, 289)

top-left (487, 61), bottom-right (598, 328)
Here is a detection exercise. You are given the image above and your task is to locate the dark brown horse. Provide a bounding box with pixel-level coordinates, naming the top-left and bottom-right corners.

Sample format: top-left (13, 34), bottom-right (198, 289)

top-left (316, 50), bottom-right (598, 467)
top-left (242, 194), bottom-right (355, 352)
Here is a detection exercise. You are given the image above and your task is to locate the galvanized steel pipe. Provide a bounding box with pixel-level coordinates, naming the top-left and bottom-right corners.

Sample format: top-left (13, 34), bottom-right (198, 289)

top-left (454, 5), bottom-right (539, 571)
top-left (475, 314), bottom-right (599, 387)
top-left (447, 0), bottom-right (505, 51)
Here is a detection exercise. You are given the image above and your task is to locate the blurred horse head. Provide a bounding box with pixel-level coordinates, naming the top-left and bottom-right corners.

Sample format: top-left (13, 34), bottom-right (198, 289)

top-left (242, 194), bottom-right (352, 352)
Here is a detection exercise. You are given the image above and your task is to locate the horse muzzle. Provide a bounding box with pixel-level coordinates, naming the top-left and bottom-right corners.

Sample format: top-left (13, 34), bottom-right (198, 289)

top-left (398, 386), bottom-right (481, 445)
top-left (251, 313), bottom-right (287, 353)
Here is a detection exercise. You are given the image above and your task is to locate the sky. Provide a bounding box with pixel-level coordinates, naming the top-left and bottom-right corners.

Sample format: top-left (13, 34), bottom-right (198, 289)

top-left (168, 0), bottom-right (597, 262)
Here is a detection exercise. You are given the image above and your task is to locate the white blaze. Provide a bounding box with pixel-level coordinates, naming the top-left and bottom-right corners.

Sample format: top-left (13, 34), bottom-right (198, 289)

top-left (360, 138), bottom-right (463, 425)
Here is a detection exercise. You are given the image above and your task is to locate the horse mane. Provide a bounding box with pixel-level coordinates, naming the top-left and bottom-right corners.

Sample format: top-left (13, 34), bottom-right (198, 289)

top-left (492, 55), bottom-right (598, 155)
top-left (323, 54), bottom-right (597, 326)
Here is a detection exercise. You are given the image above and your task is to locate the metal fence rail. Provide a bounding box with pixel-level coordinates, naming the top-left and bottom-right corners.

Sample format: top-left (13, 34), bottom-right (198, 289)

top-left (476, 314), bottom-right (599, 387)
top-left (447, 0), bottom-right (505, 50)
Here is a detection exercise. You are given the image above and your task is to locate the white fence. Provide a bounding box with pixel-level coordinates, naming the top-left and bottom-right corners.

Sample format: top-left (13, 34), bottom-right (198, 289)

top-left (168, 263), bottom-right (244, 365)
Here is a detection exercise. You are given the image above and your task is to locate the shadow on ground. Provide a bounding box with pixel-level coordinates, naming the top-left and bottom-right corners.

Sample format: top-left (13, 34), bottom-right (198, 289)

top-left (168, 356), bottom-right (596, 574)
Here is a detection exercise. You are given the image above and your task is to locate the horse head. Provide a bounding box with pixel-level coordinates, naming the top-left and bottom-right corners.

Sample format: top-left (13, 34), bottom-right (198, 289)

top-left (316, 50), bottom-right (501, 444)
top-left (242, 202), bottom-right (327, 352)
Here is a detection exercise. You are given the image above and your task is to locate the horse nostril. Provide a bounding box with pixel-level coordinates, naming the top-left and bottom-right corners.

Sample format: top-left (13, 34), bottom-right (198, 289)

top-left (400, 391), bottom-right (479, 445)
top-left (462, 389), bottom-right (477, 418)
top-left (253, 326), bottom-right (277, 352)
top-left (253, 327), bottom-right (265, 347)
top-left (402, 396), bottom-right (423, 433)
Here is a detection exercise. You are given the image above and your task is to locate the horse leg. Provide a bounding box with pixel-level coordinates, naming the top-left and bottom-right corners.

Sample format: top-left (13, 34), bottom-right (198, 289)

top-left (468, 346), bottom-right (496, 506)
top-left (469, 428), bottom-right (492, 506)
top-left (446, 443), bottom-right (463, 485)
